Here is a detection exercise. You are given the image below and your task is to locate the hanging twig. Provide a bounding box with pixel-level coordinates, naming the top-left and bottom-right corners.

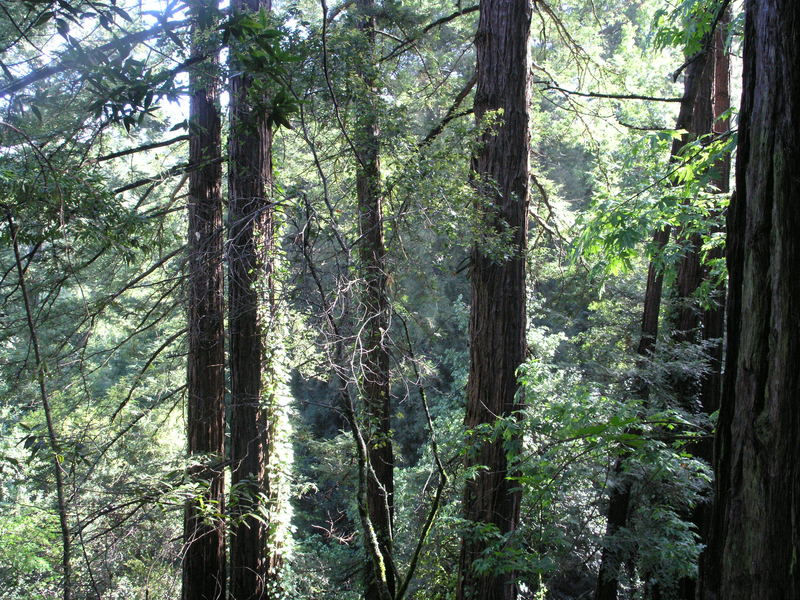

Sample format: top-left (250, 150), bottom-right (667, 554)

top-left (343, 390), bottom-right (395, 600)
top-left (319, 0), bottom-right (364, 169)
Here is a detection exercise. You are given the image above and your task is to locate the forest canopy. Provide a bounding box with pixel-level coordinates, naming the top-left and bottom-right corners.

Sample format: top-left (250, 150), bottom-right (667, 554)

top-left (0, 0), bottom-right (797, 599)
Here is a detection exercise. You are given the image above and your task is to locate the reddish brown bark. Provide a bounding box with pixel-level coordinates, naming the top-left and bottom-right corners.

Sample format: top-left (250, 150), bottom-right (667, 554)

top-left (672, 18), bottom-right (730, 384)
top-left (702, 1), bottom-right (800, 598)
top-left (455, 1), bottom-right (531, 599)
top-left (696, 11), bottom-right (732, 420)
top-left (182, 0), bottom-right (226, 598)
top-left (227, 0), bottom-right (278, 597)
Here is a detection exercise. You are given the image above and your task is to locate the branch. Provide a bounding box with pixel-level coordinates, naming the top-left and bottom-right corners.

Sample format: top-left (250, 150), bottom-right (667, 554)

top-left (109, 327), bottom-right (188, 422)
top-left (325, 0), bottom-right (355, 24)
top-left (671, 0), bottom-right (733, 82)
top-left (538, 83), bottom-right (684, 103)
top-left (93, 135), bottom-right (189, 163)
top-left (0, 19), bottom-right (188, 97)
top-left (319, 0), bottom-right (364, 170)
top-left (113, 157), bottom-right (224, 194)
top-left (298, 197), bottom-right (393, 595)
top-left (617, 120), bottom-right (671, 131)
top-left (381, 5), bottom-right (479, 63)
top-left (419, 72), bottom-right (477, 148)
top-left (76, 385), bottom-right (187, 493)
top-left (394, 312), bottom-right (448, 600)
top-left (529, 173), bottom-right (566, 246)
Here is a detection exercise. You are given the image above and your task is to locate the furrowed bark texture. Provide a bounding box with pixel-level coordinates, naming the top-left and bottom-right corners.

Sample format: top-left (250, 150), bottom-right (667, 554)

top-left (354, 1), bottom-right (395, 598)
top-left (594, 49), bottom-right (713, 600)
top-left (456, 1), bottom-right (531, 599)
top-left (228, 0), bottom-right (278, 597)
top-left (182, 0), bottom-right (226, 598)
top-left (703, 1), bottom-right (800, 598)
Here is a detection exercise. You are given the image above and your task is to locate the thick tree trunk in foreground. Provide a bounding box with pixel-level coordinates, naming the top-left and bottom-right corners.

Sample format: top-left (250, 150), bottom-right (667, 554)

top-left (183, 0), bottom-right (226, 598)
top-left (353, 2), bottom-right (395, 598)
top-left (456, 1), bottom-right (531, 599)
top-left (703, 1), bottom-right (800, 598)
top-left (228, 0), bottom-right (278, 597)
top-left (594, 48), bottom-right (713, 600)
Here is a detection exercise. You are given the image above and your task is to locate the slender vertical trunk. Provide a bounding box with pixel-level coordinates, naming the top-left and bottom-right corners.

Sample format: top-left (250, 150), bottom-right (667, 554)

top-left (183, 0), bottom-right (226, 597)
top-left (703, 1), bottom-right (800, 598)
top-left (227, 0), bottom-right (278, 597)
top-left (670, 37), bottom-right (717, 405)
top-left (672, 17), bottom-right (729, 384)
top-left (455, 2), bottom-right (531, 599)
top-left (353, 2), bottom-right (394, 598)
top-left (698, 11), bottom-right (731, 420)
top-left (8, 217), bottom-right (73, 600)
top-left (594, 48), bottom-right (713, 600)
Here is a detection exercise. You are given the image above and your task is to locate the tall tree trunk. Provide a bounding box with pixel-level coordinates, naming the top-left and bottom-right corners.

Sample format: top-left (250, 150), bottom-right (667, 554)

top-left (672, 16), bottom-right (730, 399)
top-left (353, 1), bottom-right (395, 598)
top-left (183, 0), bottom-right (226, 598)
top-left (227, 0), bottom-right (279, 597)
top-left (674, 18), bottom-right (730, 600)
top-left (702, 1), bottom-right (800, 598)
top-left (594, 48), bottom-right (713, 600)
top-left (698, 9), bottom-right (731, 425)
top-left (455, 1), bottom-right (531, 599)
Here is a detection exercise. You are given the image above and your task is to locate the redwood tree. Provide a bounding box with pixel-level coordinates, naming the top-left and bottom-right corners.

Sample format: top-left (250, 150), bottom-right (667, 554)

top-left (703, 1), bottom-right (800, 598)
top-left (456, 1), bottom-right (532, 598)
top-left (353, 1), bottom-right (395, 597)
top-left (227, 0), bottom-right (279, 597)
top-left (673, 18), bottom-right (730, 600)
top-left (182, 0), bottom-right (226, 598)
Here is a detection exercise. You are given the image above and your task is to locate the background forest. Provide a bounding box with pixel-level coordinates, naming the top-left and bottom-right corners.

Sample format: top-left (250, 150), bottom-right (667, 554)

top-left (0, 0), bottom-right (767, 599)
